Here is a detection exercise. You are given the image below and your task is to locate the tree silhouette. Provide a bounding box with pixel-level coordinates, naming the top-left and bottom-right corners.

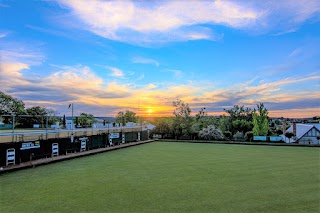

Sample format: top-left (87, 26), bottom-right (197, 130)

top-left (285, 132), bottom-right (294, 143)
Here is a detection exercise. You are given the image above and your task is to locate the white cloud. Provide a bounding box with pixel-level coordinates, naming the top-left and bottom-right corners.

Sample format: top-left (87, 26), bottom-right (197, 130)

top-left (0, 43), bottom-right (45, 90)
top-left (136, 73), bottom-right (145, 81)
top-left (58, 0), bottom-right (259, 44)
top-left (46, 65), bottom-right (103, 89)
top-left (165, 69), bottom-right (183, 79)
top-left (57, 0), bottom-right (320, 43)
top-left (281, 0), bottom-right (320, 23)
top-left (0, 48), bottom-right (45, 66)
top-left (288, 48), bottom-right (302, 58)
top-left (252, 0), bottom-right (320, 35)
top-left (0, 62), bottom-right (30, 88)
top-left (132, 57), bottom-right (159, 67)
top-left (106, 66), bottom-right (124, 77)
top-left (0, 62), bottom-right (29, 76)
top-left (44, 66), bottom-right (130, 100)
top-left (1, 58), bottom-right (319, 117)
top-left (0, 31), bottom-right (9, 38)
top-left (145, 83), bottom-right (157, 89)
top-left (203, 74), bottom-right (320, 105)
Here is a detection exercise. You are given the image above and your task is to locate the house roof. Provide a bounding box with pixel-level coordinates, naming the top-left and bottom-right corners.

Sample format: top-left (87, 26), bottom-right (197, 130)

top-left (146, 124), bottom-right (156, 130)
top-left (286, 123), bottom-right (320, 140)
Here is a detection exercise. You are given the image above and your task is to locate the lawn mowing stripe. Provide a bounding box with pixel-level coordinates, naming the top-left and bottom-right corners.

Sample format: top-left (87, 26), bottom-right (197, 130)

top-left (0, 142), bottom-right (319, 212)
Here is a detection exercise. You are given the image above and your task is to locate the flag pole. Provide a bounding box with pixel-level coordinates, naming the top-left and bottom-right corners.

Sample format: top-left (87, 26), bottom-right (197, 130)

top-left (72, 103), bottom-right (74, 130)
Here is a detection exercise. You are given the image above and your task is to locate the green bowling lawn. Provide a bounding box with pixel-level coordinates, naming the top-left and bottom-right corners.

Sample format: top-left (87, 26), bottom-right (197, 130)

top-left (1, 142), bottom-right (319, 212)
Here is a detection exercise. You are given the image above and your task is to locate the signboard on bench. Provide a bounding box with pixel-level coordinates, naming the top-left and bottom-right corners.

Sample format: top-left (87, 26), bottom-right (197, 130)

top-left (110, 133), bottom-right (119, 139)
top-left (20, 141), bottom-right (40, 150)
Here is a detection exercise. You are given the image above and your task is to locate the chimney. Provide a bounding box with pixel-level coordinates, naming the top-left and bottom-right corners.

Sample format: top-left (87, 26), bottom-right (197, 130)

top-left (293, 122), bottom-right (296, 136)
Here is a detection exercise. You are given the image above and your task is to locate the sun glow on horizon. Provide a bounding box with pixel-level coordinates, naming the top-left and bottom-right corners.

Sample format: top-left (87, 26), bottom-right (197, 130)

top-left (146, 108), bottom-right (153, 116)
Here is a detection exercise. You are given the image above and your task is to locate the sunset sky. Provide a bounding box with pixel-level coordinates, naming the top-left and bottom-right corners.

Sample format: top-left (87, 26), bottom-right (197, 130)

top-left (0, 0), bottom-right (319, 118)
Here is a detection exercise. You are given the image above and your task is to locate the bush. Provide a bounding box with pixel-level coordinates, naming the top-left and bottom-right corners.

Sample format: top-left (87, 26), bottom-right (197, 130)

top-left (223, 131), bottom-right (232, 140)
top-left (276, 129), bottom-right (283, 135)
top-left (233, 131), bottom-right (244, 141)
top-left (244, 131), bottom-right (253, 142)
top-left (199, 125), bottom-right (224, 140)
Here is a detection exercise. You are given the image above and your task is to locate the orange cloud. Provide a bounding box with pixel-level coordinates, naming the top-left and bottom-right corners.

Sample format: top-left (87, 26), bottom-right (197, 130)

top-left (1, 60), bottom-right (319, 118)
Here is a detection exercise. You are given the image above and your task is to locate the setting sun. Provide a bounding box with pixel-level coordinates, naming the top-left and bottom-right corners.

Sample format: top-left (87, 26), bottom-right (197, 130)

top-left (147, 109), bottom-right (153, 115)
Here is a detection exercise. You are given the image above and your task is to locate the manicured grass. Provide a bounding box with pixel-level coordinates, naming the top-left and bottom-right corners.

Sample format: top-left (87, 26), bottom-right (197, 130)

top-left (1, 142), bottom-right (319, 212)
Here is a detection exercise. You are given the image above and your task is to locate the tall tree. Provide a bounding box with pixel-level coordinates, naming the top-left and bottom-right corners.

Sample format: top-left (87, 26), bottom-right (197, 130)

top-left (224, 105), bottom-right (253, 121)
top-left (116, 110), bottom-right (138, 125)
top-left (116, 111), bottom-right (124, 124)
top-left (0, 91), bottom-right (25, 115)
top-left (252, 103), bottom-right (269, 136)
top-left (191, 107), bottom-right (216, 138)
top-left (218, 115), bottom-right (231, 132)
top-left (223, 105), bottom-right (253, 134)
top-left (0, 91), bottom-right (25, 124)
top-left (45, 108), bottom-right (59, 125)
top-left (78, 113), bottom-right (97, 127)
top-left (172, 99), bottom-right (192, 138)
top-left (63, 114), bottom-right (66, 128)
top-left (20, 106), bottom-right (47, 128)
top-left (75, 116), bottom-right (79, 127)
top-left (153, 117), bottom-right (173, 138)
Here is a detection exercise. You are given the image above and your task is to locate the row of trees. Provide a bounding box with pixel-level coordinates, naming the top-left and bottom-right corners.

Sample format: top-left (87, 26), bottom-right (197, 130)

top-left (152, 99), bottom-right (270, 141)
top-left (0, 91), bottom-right (60, 127)
top-left (115, 110), bottom-right (139, 125)
top-left (75, 113), bottom-right (97, 127)
top-left (1, 91), bottom-right (142, 129)
top-left (0, 91), bottom-right (96, 128)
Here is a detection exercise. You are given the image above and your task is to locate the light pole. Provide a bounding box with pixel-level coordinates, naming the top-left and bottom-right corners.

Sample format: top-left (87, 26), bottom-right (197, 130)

top-left (68, 103), bottom-right (74, 130)
top-left (71, 103), bottom-right (74, 130)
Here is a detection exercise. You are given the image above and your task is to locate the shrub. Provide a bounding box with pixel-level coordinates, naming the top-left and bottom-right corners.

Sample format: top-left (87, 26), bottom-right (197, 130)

top-left (285, 132), bottom-right (294, 143)
top-left (199, 125), bottom-right (224, 140)
top-left (276, 129), bottom-right (283, 135)
top-left (223, 131), bottom-right (232, 140)
top-left (233, 131), bottom-right (244, 141)
top-left (244, 131), bottom-right (253, 142)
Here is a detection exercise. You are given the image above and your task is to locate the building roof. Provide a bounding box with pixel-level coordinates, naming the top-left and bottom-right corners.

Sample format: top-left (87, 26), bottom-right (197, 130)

top-left (286, 123), bottom-right (320, 141)
top-left (146, 124), bottom-right (156, 130)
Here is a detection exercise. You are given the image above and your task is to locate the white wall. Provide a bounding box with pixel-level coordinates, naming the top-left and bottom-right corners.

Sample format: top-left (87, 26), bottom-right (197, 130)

top-left (299, 136), bottom-right (320, 145)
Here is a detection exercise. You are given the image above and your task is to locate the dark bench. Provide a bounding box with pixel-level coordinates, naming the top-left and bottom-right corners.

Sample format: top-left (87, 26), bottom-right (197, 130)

top-left (65, 148), bottom-right (77, 154)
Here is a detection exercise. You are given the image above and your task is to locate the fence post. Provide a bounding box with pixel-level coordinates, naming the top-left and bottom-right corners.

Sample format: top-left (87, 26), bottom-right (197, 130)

top-left (46, 115), bottom-right (48, 140)
top-left (12, 114), bottom-right (15, 143)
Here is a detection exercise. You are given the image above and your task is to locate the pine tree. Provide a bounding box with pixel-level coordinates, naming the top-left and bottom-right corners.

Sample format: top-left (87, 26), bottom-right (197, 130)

top-left (63, 114), bottom-right (66, 128)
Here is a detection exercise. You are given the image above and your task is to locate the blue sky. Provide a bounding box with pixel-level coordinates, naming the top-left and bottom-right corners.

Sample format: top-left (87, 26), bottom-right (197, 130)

top-left (0, 0), bottom-right (319, 118)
